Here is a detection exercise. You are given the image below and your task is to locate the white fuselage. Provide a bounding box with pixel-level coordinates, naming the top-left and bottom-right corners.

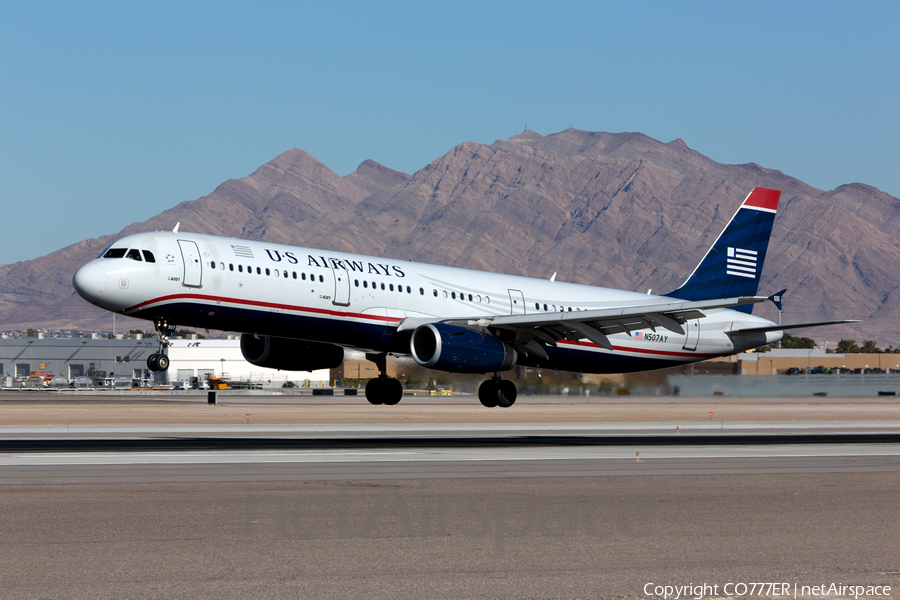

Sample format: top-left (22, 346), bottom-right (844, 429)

top-left (73, 231), bottom-right (781, 373)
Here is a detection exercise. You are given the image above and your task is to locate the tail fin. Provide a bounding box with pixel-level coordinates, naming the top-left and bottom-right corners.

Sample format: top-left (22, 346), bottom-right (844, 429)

top-left (666, 187), bottom-right (780, 314)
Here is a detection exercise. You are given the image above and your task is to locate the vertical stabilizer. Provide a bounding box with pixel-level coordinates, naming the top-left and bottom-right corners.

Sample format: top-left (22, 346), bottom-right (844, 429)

top-left (666, 187), bottom-right (780, 314)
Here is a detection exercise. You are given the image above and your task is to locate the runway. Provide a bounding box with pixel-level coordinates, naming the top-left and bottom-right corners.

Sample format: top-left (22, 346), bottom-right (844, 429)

top-left (1, 396), bottom-right (899, 599)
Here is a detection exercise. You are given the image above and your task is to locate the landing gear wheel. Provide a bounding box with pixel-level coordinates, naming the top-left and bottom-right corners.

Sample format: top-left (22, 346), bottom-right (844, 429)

top-left (478, 380), bottom-right (499, 408)
top-left (365, 378), bottom-right (385, 405)
top-left (497, 380), bottom-right (517, 408)
top-left (366, 377), bottom-right (403, 405)
top-left (382, 378), bottom-right (403, 406)
top-left (149, 318), bottom-right (175, 373)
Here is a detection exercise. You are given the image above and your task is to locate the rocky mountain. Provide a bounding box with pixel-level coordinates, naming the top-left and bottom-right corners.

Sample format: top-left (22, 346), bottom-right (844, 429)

top-left (1, 129), bottom-right (896, 345)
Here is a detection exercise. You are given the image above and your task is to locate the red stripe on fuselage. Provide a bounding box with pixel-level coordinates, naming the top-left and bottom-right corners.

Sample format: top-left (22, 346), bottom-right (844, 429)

top-left (126, 295), bottom-right (723, 361)
top-left (123, 293), bottom-right (403, 323)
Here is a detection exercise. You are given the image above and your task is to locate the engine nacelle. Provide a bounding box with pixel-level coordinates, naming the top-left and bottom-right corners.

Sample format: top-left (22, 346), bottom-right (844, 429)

top-left (240, 334), bottom-right (344, 372)
top-left (410, 323), bottom-right (517, 373)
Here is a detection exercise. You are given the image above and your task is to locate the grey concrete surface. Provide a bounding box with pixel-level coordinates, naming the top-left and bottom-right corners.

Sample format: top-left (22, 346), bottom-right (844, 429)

top-left (1, 475), bottom-right (898, 599)
top-left (1, 397), bottom-right (898, 599)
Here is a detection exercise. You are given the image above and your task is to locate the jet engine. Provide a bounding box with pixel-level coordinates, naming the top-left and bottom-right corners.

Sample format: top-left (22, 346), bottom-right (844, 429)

top-left (410, 323), bottom-right (516, 373)
top-left (240, 334), bottom-right (344, 371)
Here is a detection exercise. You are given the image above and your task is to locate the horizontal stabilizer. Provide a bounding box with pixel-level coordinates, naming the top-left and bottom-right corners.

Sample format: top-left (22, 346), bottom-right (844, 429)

top-left (767, 288), bottom-right (787, 311)
top-left (726, 320), bottom-right (860, 335)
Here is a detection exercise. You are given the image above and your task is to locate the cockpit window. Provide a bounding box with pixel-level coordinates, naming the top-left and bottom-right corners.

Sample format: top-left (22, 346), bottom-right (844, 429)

top-left (126, 249), bottom-right (143, 261)
top-left (142, 250), bottom-right (156, 263)
top-left (103, 248), bottom-right (127, 259)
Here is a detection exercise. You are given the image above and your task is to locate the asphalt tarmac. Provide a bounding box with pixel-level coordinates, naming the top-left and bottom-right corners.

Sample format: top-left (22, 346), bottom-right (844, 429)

top-left (1, 394), bottom-right (898, 599)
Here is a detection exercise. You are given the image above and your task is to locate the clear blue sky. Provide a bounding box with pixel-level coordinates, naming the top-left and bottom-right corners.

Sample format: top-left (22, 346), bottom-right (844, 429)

top-left (1, 1), bottom-right (897, 264)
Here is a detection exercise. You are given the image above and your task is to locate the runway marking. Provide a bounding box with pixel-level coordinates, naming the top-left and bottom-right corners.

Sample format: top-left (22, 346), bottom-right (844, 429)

top-left (2, 444), bottom-right (899, 466)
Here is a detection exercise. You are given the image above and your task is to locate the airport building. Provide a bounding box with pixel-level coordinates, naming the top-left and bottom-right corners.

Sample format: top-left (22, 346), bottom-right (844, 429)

top-left (0, 336), bottom-right (330, 388)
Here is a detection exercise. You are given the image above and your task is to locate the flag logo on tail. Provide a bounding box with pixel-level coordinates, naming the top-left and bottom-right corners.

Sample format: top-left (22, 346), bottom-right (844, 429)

top-left (726, 247), bottom-right (757, 279)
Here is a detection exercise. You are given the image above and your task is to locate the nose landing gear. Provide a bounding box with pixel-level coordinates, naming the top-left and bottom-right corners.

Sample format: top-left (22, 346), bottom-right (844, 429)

top-left (478, 374), bottom-right (517, 408)
top-left (147, 318), bottom-right (176, 372)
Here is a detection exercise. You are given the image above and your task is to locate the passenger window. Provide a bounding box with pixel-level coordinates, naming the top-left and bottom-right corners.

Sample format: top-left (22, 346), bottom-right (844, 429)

top-left (543, 304), bottom-right (548, 311)
top-left (292, 272), bottom-right (297, 279)
top-left (433, 289), bottom-right (438, 297)
top-left (443, 291), bottom-right (448, 298)
top-left (363, 281), bottom-right (368, 288)
top-left (238, 265), bottom-right (243, 273)
top-left (468, 294), bottom-right (473, 301)
top-left (264, 268), bottom-right (269, 276)
top-left (380, 282), bottom-right (385, 290)
top-left (485, 296), bottom-right (490, 304)
top-left (283, 270), bottom-right (287, 278)
top-left (354, 280), bottom-right (359, 287)
top-left (229, 264), bottom-right (234, 271)
top-left (319, 275), bottom-right (324, 283)
top-left (274, 269), bottom-right (279, 277)
top-left (420, 288), bottom-right (425, 295)
top-left (143, 250), bottom-right (156, 263)
top-left (568, 307), bottom-right (572, 312)
top-left (125, 249), bottom-right (142, 261)
top-left (535, 303), bottom-right (540, 310)
top-left (389, 284), bottom-right (394, 292)
top-left (103, 248), bottom-right (127, 259)
top-left (407, 286), bottom-right (412, 294)
top-left (451, 292), bottom-right (456, 300)
top-left (301, 273), bottom-right (306, 280)
top-left (477, 295), bottom-right (482, 303)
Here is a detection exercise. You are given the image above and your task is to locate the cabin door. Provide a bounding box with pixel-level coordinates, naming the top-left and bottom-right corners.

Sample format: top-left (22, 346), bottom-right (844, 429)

top-left (508, 289), bottom-right (526, 315)
top-left (331, 265), bottom-right (351, 307)
top-left (177, 240), bottom-right (203, 288)
top-left (682, 319), bottom-right (700, 351)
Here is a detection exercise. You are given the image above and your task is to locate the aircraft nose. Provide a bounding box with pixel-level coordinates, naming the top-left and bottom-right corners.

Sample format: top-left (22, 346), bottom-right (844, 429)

top-left (73, 262), bottom-right (106, 304)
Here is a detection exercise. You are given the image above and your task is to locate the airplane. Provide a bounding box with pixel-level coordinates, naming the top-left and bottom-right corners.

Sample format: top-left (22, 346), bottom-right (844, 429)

top-left (72, 187), bottom-right (854, 407)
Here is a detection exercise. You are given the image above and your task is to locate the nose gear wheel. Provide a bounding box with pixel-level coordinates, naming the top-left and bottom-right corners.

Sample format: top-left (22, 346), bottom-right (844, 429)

top-left (147, 318), bottom-right (175, 372)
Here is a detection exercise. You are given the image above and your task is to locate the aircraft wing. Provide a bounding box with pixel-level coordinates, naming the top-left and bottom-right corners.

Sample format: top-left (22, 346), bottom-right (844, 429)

top-left (398, 296), bottom-right (768, 359)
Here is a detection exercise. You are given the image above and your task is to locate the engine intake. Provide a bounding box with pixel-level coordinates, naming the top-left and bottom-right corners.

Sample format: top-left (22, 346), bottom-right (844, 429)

top-left (410, 323), bottom-right (516, 373)
top-left (240, 334), bottom-right (344, 372)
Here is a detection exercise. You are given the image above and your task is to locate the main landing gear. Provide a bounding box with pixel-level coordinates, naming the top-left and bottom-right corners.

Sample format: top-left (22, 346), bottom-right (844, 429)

top-left (478, 374), bottom-right (517, 408)
top-left (364, 352), bottom-right (404, 406)
top-left (147, 318), bottom-right (175, 372)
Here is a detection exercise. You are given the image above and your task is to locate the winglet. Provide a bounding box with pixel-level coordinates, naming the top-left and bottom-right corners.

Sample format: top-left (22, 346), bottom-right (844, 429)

top-left (173, 222), bottom-right (180, 233)
top-left (768, 289), bottom-right (787, 311)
